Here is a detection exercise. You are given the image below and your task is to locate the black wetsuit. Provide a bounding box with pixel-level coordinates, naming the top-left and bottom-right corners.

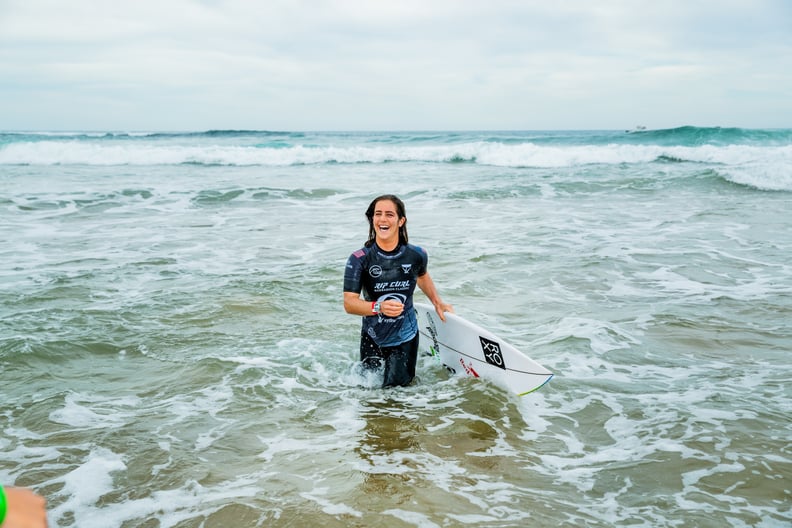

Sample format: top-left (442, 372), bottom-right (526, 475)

top-left (344, 242), bottom-right (428, 387)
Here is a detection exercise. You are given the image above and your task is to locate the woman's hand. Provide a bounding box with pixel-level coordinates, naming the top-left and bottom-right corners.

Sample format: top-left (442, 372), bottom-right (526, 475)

top-left (2, 486), bottom-right (48, 528)
top-left (379, 299), bottom-right (404, 317)
top-left (434, 302), bottom-right (454, 322)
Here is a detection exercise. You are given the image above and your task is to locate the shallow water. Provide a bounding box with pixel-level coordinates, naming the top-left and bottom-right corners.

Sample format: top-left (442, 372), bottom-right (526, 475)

top-left (1, 129), bottom-right (790, 527)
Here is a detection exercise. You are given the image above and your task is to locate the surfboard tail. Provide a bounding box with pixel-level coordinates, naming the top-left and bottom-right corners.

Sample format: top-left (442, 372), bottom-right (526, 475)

top-left (516, 374), bottom-right (554, 396)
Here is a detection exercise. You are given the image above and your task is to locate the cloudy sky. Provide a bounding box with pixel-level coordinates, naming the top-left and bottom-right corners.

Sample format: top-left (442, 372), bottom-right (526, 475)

top-left (1, 0), bottom-right (790, 131)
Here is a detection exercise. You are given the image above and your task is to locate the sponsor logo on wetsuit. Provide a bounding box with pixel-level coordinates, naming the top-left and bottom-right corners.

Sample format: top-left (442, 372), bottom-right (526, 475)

top-left (374, 280), bottom-right (411, 291)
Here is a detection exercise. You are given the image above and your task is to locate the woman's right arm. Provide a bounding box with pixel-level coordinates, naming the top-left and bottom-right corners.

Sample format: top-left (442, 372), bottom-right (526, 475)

top-left (344, 291), bottom-right (372, 316)
top-left (344, 292), bottom-right (404, 318)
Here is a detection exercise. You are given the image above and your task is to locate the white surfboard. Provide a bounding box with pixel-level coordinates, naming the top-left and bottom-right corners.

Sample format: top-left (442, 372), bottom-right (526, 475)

top-left (415, 303), bottom-right (553, 396)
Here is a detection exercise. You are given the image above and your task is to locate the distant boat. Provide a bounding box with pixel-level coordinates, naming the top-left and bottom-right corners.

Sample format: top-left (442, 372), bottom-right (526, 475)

top-left (626, 125), bottom-right (647, 133)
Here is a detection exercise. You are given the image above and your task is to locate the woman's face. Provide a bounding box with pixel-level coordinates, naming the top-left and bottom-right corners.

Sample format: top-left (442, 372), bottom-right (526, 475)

top-left (372, 199), bottom-right (404, 247)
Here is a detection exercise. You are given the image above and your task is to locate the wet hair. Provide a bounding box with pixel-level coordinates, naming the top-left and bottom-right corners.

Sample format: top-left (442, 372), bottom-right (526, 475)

top-left (364, 194), bottom-right (409, 248)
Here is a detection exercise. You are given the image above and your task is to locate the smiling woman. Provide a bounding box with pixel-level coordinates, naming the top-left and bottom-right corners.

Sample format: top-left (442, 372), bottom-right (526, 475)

top-left (343, 194), bottom-right (453, 388)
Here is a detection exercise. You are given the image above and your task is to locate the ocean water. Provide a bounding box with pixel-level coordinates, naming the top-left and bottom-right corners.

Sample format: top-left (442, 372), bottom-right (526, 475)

top-left (1, 127), bottom-right (790, 527)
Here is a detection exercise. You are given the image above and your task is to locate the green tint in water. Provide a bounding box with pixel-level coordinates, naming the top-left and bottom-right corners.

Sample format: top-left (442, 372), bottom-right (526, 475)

top-left (2, 133), bottom-right (791, 527)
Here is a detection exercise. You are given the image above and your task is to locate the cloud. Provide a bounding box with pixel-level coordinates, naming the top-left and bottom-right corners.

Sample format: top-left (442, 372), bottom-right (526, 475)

top-left (1, 0), bottom-right (790, 130)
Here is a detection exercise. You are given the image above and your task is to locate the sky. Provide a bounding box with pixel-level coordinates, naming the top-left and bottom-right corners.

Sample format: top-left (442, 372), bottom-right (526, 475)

top-left (1, 0), bottom-right (790, 131)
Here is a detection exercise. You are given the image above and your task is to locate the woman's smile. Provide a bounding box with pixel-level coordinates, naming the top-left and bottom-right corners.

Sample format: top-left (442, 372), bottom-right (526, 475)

top-left (373, 200), bottom-right (403, 249)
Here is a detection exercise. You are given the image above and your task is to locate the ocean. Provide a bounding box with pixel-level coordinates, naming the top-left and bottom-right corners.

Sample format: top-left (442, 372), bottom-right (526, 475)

top-left (1, 127), bottom-right (790, 527)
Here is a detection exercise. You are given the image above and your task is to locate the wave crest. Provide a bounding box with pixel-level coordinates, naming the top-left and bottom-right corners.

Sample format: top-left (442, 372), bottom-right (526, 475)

top-left (2, 129), bottom-right (790, 191)
top-left (2, 139), bottom-right (788, 167)
top-left (625, 126), bottom-right (792, 146)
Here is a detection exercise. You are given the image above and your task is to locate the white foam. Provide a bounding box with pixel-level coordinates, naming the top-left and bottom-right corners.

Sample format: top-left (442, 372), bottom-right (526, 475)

top-left (722, 161), bottom-right (792, 191)
top-left (159, 381), bottom-right (235, 425)
top-left (300, 488), bottom-right (362, 517)
top-left (53, 477), bottom-right (263, 528)
top-left (49, 447), bottom-right (127, 527)
top-left (0, 441), bottom-right (62, 468)
top-left (383, 509), bottom-right (441, 528)
top-left (532, 317), bottom-right (641, 355)
top-left (2, 140), bottom-right (790, 178)
top-left (49, 392), bottom-right (140, 429)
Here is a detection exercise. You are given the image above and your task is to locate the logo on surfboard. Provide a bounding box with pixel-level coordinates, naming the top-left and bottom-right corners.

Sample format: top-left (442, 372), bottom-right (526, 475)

top-left (459, 358), bottom-right (480, 377)
top-left (423, 312), bottom-right (440, 357)
top-left (479, 336), bottom-right (506, 370)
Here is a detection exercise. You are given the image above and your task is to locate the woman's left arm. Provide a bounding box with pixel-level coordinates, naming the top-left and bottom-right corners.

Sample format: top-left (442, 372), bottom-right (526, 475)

top-left (417, 272), bottom-right (453, 321)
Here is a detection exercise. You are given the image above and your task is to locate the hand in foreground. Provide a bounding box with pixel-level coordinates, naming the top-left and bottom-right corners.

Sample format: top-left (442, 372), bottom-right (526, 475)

top-left (2, 486), bottom-right (48, 528)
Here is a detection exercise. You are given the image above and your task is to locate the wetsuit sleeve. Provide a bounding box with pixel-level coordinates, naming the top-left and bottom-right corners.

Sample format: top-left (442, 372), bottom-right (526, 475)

top-left (416, 246), bottom-right (428, 277)
top-left (343, 249), bottom-right (365, 293)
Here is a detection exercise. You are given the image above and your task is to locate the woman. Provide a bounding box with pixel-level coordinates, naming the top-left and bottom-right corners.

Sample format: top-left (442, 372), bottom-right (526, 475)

top-left (343, 194), bottom-right (453, 387)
